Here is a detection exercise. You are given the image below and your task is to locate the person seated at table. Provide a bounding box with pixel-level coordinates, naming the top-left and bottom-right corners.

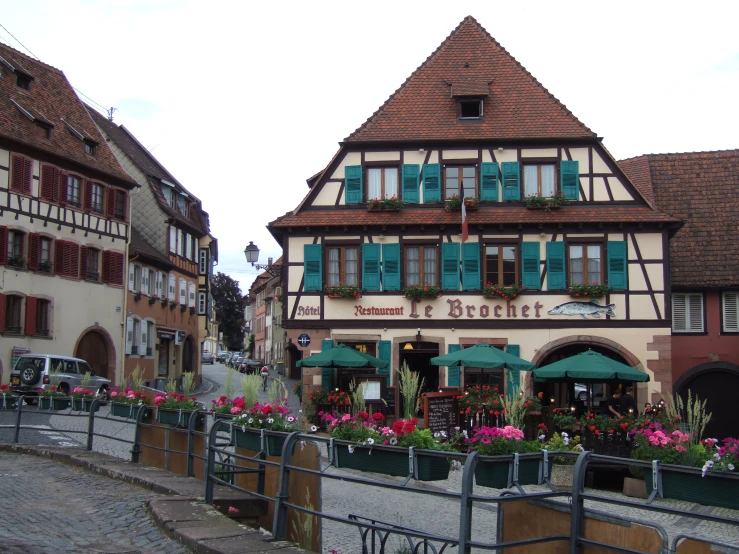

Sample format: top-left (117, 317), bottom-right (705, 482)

top-left (644, 402), bottom-right (652, 415)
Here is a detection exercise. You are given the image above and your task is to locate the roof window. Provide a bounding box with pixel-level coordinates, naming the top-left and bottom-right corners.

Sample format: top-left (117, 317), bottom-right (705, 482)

top-left (16, 73), bottom-right (31, 90)
top-left (84, 139), bottom-right (97, 155)
top-left (458, 99), bottom-right (483, 120)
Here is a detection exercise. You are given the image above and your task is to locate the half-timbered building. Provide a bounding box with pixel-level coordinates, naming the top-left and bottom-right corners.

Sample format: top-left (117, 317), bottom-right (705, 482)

top-left (269, 17), bottom-right (681, 406)
top-left (0, 42), bottom-right (136, 381)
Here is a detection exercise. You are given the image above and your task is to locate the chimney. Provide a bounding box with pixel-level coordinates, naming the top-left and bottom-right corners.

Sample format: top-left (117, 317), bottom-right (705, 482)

top-left (268, 257), bottom-right (273, 267)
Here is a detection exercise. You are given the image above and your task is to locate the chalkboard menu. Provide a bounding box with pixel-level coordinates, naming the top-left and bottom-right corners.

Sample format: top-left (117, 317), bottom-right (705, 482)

top-left (424, 392), bottom-right (458, 438)
top-left (383, 386), bottom-right (397, 419)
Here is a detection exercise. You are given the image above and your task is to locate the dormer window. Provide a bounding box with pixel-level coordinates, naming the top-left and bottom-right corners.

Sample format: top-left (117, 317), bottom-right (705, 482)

top-left (459, 99), bottom-right (483, 119)
top-left (16, 73), bottom-right (31, 90)
top-left (450, 79), bottom-right (489, 122)
top-left (84, 139), bottom-right (97, 155)
top-left (34, 122), bottom-right (51, 139)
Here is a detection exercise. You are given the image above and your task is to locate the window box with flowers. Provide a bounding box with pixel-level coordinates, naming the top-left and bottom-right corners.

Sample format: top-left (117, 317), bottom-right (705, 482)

top-left (380, 196), bottom-right (404, 211)
top-left (180, 304), bottom-right (187, 312)
top-left (367, 198), bottom-right (382, 211)
top-left (189, 307), bottom-right (195, 315)
top-left (8, 255), bottom-right (25, 268)
top-left (404, 284), bottom-right (442, 300)
top-left (445, 195), bottom-right (479, 212)
top-left (483, 283), bottom-right (525, 301)
top-left (133, 292), bottom-right (142, 302)
top-left (231, 403), bottom-right (301, 456)
top-left (169, 300), bottom-right (177, 309)
top-left (568, 283), bottom-right (610, 298)
top-left (154, 393), bottom-right (203, 426)
top-left (161, 298), bottom-right (169, 307)
top-left (0, 384), bottom-right (17, 410)
top-left (70, 387), bottom-right (101, 413)
top-left (324, 284), bottom-right (363, 299)
top-left (148, 294), bottom-right (159, 305)
top-left (38, 260), bottom-right (53, 273)
top-left (525, 193), bottom-right (568, 212)
top-left (110, 388), bottom-right (151, 419)
top-left (211, 395), bottom-right (248, 420)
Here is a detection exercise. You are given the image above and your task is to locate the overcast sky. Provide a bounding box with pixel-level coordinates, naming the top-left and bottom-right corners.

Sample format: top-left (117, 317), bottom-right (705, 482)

top-left (2, 1), bottom-right (738, 293)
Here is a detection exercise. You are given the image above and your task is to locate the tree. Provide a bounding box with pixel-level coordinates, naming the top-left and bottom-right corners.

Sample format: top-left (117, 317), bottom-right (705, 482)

top-left (211, 272), bottom-right (247, 350)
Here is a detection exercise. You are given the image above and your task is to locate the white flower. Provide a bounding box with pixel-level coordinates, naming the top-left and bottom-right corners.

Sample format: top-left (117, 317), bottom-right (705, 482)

top-left (577, 445), bottom-right (584, 451)
top-left (389, 437), bottom-right (398, 446)
top-left (454, 426), bottom-right (460, 431)
top-left (366, 438), bottom-right (375, 445)
top-left (561, 432), bottom-right (569, 438)
top-left (267, 418), bottom-right (274, 424)
top-left (258, 420), bottom-right (263, 425)
top-left (310, 425), bottom-right (317, 433)
top-left (440, 431), bottom-right (447, 438)
top-left (247, 418), bottom-right (253, 424)
top-left (434, 432), bottom-right (441, 439)
top-left (300, 441), bottom-right (306, 451)
top-left (728, 464), bottom-right (735, 471)
top-left (462, 430), bottom-right (468, 438)
top-left (563, 438), bottom-right (570, 446)
top-left (287, 416), bottom-right (295, 422)
top-left (347, 445), bottom-right (355, 454)
top-left (538, 434), bottom-right (546, 441)
top-left (452, 460), bottom-right (462, 471)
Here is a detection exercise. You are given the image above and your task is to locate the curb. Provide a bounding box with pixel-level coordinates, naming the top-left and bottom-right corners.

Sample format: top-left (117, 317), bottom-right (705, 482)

top-left (0, 443), bottom-right (302, 554)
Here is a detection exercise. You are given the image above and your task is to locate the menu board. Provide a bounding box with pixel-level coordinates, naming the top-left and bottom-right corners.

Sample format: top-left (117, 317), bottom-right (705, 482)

top-left (424, 392), bottom-right (458, 438)
top-left (383, 386), bottom-right (397, 418)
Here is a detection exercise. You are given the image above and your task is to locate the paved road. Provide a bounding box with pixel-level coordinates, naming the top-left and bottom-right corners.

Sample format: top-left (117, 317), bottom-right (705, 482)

top-left (0, 452), bottom-right (188, 553)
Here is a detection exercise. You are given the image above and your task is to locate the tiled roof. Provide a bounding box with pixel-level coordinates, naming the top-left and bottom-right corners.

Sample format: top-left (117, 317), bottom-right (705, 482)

top-left (619, 150), bottom-right (739, 288)
top-left (618, 156), bottom-right (655, 205)
top-left (0, 42), bottom-right (134, 186)
top-left (129, 226), bottom-right (174, 269)
top-left (345, 16), bottom-right (595, 143)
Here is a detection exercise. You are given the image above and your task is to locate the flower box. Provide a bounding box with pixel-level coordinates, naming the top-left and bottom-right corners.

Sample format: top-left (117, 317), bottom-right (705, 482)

top-left (334, 443), bottom-right (411, 477)
top-left (161, 299), bottom-right (169, 307)
top-left (644, 468), bottom-right (739, 510)
top-left (0, 396), bottom-right (17, 410)
top-left (214, 412), bottom-right (236, 422)
top-left (474, 456), bottom-right (548, 488)
top-left (415, 453), bottom-right (451, 481)
top-left (39, 397), bottom-right (71, 410)
top-left (403, 285), bottom-right (442, 300)
top-left (233, 427), bottom-right (287, 456)
top-left (156, 407), bottom-right (201, 427)
top-left (110, 402), bottom-right (150, 419)
top-left (72, 398), bottom-right (100, 413)
top-left (148, 297), bottom-right (157, 305)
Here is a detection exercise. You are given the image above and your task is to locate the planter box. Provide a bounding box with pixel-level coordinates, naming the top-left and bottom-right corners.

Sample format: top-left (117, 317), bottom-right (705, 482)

top-left (0, 396), bottom-right (17, 410)
top-left (475, 456), bottom-right (547, 488)
top-left (156, 408), bottom-right (202, 427)
top-left (233, 427), bottom-right (287, 456)
top-left (550, 464), bottom-right (575, 490)
top-left (39, 397), bottom-right (71, 410)
top-left (213, 412), bottom-right (236, 422)
top-left (623, 476), bottom-right (647, 499)
top-left (72, 398), bottom-right (100, 413)
top-left (110, 402), bottom-right (150, 419)
top-left (645, 468), bottom-right (739, 510)
top-left (335, 444), bottom-right (411, 477)
top-left (415, 453), bottom-right (450, 481)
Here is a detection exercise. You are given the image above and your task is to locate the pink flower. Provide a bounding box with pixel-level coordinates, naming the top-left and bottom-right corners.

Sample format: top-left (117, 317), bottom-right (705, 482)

top-left (110, 391), bottom-right (118, 398)
top-left (154, 395), bottom-right (166, 405)
top-left (228, 506), bottom-right (239, 515)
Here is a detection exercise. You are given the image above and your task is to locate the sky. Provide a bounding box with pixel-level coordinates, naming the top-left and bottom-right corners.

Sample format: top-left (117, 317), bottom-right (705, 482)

top-left (2, 1), bottom-right (738, 294)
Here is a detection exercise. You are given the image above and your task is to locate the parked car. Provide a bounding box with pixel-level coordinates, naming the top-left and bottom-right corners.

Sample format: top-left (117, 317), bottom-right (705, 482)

top-left (10, 354), bottom-right (111, 401)
top-left (216, 351), bottom-right (230, 363)
top-left (230, 355), bottom-right (246, 370)
top-left (239, 359), bottom-right (260, 374)
top-left (202, 352), bottom-right (214, 365)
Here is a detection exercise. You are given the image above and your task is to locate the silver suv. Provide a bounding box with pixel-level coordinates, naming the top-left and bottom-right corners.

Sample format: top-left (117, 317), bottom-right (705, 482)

top-left (10, 355), bottom-right (111, 401)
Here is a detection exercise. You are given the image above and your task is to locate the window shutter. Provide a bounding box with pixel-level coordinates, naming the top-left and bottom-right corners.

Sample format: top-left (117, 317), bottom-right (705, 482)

top-left (140, 320), bottom-right (148, 351)
top-left (55, 240), bottom-right (65, 276)
top-left (447, 344), bottom-right (461, 387)
top-left (441, 242), bottom-right (460, 291)
top-left (83, 180), bottom-right (93, 211)
top-left (10, 155), bottom-right (24, 192)
top-left (0, 227), bottom-right (7, 265)
top-left (321, 339), bottom-right (334, 389)
top-left (179, 278), bottom-right (186, 305)
top-left (723, 292), bottom-right (739, 332)
top-left (106, 188), bottom-right (115, 218)
top-left (560, 160), bottom-right (579, 200)
top-left (688, 294), bottom-right (704, 332)
top-left (80, 246), bottom-right (88, 279)
top-left (480, 162), bottom-right (500, 202)
top-left (125, 317), bottom-right (134, 355)
top-left (169, 227), bottom-right (176, 253)
top-left (128, 262), bottom-right (135, 291)
top-left (23, 158), bottom-right (32, 194)
top-left (40, 165), bottom-right (55, 201)
top-left (141, 267), bottom-right (149, 294)
top-left (69, 243), bottom-right (80, 279)
top-left (607, 241), bottom-right (628, 290)
top-left (422, 164), bottom-right (440, 203)
top-left (401, 164), bottom-right (420, 204)
top-left (198, 292), bottom-right (206, 314)
top-left (102, 251), bottom-right (111, 283)
top-left (382, 243), bottom-right (401, 291)
top-left (156, 272), bottom-right (163, 297)
top-left (28, 233), bottom-right (40, 270)
top-left (672, 294), bottom-right (687, 332)
top-left (199, 248), bottom-right (208, 275)
top-left (506, 345), bottom-right (521, 396)
top-left (114, 253), bottom-right (124, 285)
top-left (168, 273), bottom-right (176, 300)
top-left (362, 243), bottom-right (381, 291)
top-left (501, 162), bottom-right (521, 201)
top-left (303, 244), bottom-right (323, 291)
top-left (462, 242), bottom-right (481, 291)
top-left (188, 283), bottom-right (196, 307)
top-left (521, 242), bottom-right (541, 290)
top-left (24, 296), bottom-right (37, 336)
top-left (546, 242), bottom-right (566, 290)
top-left (344, 165), bottom-right (363, 204)
top-left (59, 172), bottom-right (68, 205)
top-left (185, 233), bottom-right (192, 260)
top-left (0, 293), bottom-right (5, 334)
top-left (378, 340), bottom-right (391, 385)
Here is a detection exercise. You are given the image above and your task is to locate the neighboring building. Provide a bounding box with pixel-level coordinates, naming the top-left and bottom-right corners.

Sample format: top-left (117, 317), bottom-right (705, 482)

top-left (268, 17), bottom-right (682, 406)
top-left (89, 110), bottom-right (215, 388)
top-left (198, 232), bottom-right (218, 356)
top-left (248, 259), bottom-right (282, 367)
top-left (620, 150), bottom-right (739, 439)
top-left (0, 42), bottom-right (136, 381)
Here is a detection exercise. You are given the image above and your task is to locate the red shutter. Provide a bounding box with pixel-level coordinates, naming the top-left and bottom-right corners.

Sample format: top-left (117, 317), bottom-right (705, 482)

top-left (83, 180), bottom-right (93, 211)
top-left (40, 166), bottom-right (54, 200)
top-left (0, 227), bottom-right (7, 265)
top-left (121, 192), bottom-right (128, 221)
top-left (28, 233), bottom-right (40, 270)
top-left (24, 296), bottom-right (37, 336)
top-left (22, 158), bottom-right (32, 194)
top-left (69, 243), bottom-right (80, 279)
top-left (106, 188), bottom-right (116, 218)
top-left (52, 167), bottom-right (61, 202)
top-left (101, 251), bottom-right (110, 283)
top-left (114, 253), bottom-right (124, 285)
top-left (0, 293), bottom-right (6, 334)
top-left (10, 156), bottom-right (23, 192)
top-left (55, 240), bottom-right (66, 276)
top-left (80, 246), bottom-right (88, 280)
top-left (59, 172), bottom-right (68, 205)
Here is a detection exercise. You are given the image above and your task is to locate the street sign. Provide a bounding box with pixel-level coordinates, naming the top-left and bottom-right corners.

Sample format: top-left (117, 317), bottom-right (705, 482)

top-left (297, 334), bottom-right (311, 348)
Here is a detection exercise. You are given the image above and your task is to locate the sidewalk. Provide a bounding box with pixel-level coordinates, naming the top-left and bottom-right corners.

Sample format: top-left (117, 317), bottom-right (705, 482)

top-left (0, 442), bottom-right (301, 554)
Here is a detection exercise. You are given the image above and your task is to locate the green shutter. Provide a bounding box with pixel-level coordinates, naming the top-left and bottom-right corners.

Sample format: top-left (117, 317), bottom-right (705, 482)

top-left (441, 242), bottom-right (460, 291)
top-left (422, 164), bottom-right (441, 203)
top-left (521, 242), bottom-right (541, 290)
top-left (382, 243), bottom-right (401, 291)
top-left (506, 344), bottom-right (521, 397)
top-left (402, 164), bottom-right (420, 204)
top-left (378, 340), bottom-right (391, 385)
top-left (345, 165), bottom-right (363, 204)
top-left (362, 243), bottom-right (381, 291)
top-left (546, 242), bottom-right (566, 290)
top-left (447, 344), bottom-right (461, 387)
top-left (480, 162), bottom-right (500, 202)
top-left (501, 162), bottom-right (521, 202)
top-left (607, 241), bottom-right (628, 290)
top-left (321, 339), bottom-right (334, 390)
top-left (462, 242), bottom-right (481, 290)
top-left (304, 244), bottom-right (323, 291)
top-left (560, 160), bottom-right (579, 200)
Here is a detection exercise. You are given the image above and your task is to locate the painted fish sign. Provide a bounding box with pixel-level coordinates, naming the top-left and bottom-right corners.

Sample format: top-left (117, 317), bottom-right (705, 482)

top-left (548, 300), bottom-right (616, 319)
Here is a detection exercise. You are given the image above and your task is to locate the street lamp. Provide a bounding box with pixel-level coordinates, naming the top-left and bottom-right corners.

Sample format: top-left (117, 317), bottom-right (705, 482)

top-left (244, 241), bottom-right (282, 277)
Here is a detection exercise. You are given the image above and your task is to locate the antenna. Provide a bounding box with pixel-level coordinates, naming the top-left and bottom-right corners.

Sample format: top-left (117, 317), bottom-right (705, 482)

top-left (107, 107), bottom-right (117, 122)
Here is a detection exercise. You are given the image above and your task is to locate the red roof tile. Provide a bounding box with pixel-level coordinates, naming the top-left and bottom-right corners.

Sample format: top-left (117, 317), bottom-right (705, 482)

top-left (345, 16), bottom-right (595, 143)
top-left (619, 150), bottom-right (739, 288)
top-left (618, 156), bottom-right (655, 205)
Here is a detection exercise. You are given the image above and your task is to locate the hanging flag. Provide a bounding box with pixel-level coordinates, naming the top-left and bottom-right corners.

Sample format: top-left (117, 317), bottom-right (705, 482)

top-left (461, 199), bottom-right (469, 243)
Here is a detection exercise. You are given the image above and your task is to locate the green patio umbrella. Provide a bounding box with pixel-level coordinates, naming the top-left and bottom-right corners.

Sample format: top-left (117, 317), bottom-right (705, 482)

top-left (429, 343), bottom-right (535, 371)
top-left (296, 344), bottom-right (388, 369)
top-left (532, 350), bottom-right (649, 382)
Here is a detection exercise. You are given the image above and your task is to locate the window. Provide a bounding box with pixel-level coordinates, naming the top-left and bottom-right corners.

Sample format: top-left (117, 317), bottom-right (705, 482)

top-left (179, 278), bottom-right (187, 305)
top-left (464, 368), bottom-right (503, 388)
top-left (131, 318), bottom-right (140, 355)
top-left (199, 248), bottom-right (208, 275)
top-left (458, 99), bottom-right (483, 119)
top-left (40, 237), bottom-right (52, 271)
top-left (524, 164), bottom-right (556, 197)
top-left (177, 230), bottom-right (185, 257)
top-left (484, 245), bottom-right (518, 286)
top-left (198, 292), bottom-right (207, 315)
top-left (722, 292), bottom-right (739, 333)
top-left (192, 237), bottom-right (198, 262)
top-left (7, 230), bottom-right (24, 267)
top-left (34, 123), bottom-right (50, 139)
top-left (16, 73), bottom-right (31, 90)
top-left (569, 244), bottom-right (603, 286)
top-left (188, 282), bottom-right (196, 308)
top-left (327, 246), bottom-right (358, 287)
top-left (113, 190), bottom-right (126, 220)
top-left (67, 175), bottom-right (81, 207)
top-left (176, 194), bottom-right (188, 216)
top-left (168, 273), bottom-right (176, 301)
top-left (146, 323), bottom-right (155, 356)
top-left (406, 245), bottom-right (438, 286)
top-left (36, 299), bottom-right (50, 336)
top-left (85, 248), bottom-right (100, 281)
top-left (445, 166), bottom-right (476, 199)
top-left (672, 293), bottom-right (704, 333)
top-left (84, 140), bottom-right (96, 155)
top-left (185, 233), bottom-right (192, 260)
top-left (367, 167), bottom-right (399, 200)
top-left (90, 183), bottom-right (104, 213)
top-left (5, 295), bottom-right (23, 333)
top-left (133, 265), bottom-right (142, 291)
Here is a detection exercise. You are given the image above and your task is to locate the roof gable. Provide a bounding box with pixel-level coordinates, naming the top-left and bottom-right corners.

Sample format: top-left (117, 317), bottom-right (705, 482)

top-left (346, 16), bottom-right (595, 143)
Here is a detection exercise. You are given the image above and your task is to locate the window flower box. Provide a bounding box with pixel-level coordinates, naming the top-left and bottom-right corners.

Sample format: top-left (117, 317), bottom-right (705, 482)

top-left (367, 199), bottom-right (382, 211)
top-left (381, 196), bottom-right (403, 211)
top-left (333, 442), bottom-right (450, 481)
top-left (568, 283), bottom-right (609, 298)
top-left (38, 261), bottom-right (53, 273)
top-left (525, 193), bottom-right (568, 212)
top-left (483, 283), bottom-right (525, 300)
top-left (169, 301), bottom-right (177, 309)
top-left (133, 292), bottom-right (142, 302)
top-left (189, 307), bottom-right (195, 315)
top-left (403, 284), bottom-right (442, 300)
top-left (232, 427), bottom-right (288, 456)
top-left (445, 195), bottom-right (479, 212)
top-left (180, 304), bottom-right (187, 312)
top-left (148, 295), bottom-right (158, 305)
top-left (161, 299), bottom-right (169, 307)
top-left (324, 284), bottom-right (363, 299)
top-left (7, 256), bottom-right (25, 268)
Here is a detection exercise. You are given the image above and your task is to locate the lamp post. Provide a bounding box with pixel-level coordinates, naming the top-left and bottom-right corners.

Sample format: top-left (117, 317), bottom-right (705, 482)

top-left (244, 242), bottom-right (282, 277)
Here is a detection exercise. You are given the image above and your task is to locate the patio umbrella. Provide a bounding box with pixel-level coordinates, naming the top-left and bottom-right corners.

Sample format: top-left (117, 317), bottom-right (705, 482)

top-left (532, 350), bottom-right (649, 382)
top-left (429, 343), bottom-right (535, 371)
top-left (296, 344), bottom-right (388, 369)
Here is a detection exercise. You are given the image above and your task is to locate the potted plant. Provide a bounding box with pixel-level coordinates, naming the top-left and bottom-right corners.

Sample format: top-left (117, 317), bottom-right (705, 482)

top-left (403, 284), bottom-right (442, 300)
top-left (483, 282), bottom-right (525, 300)
top-left (8, 255), bottom-right (25, 268)
top-left (154, 393), bottom-right (202, 426)
top-left (38, 386), bottom-right (71, 410)
top-left (380, 195), bottom-right (404, 211)
top-left (169, 300), bottom-right (177, 309)
top-left (463, 197), bottom-right (480, 210)
top-left (210, 395), bottom-right (248, 421)
top-left (180, 304), bottom-right (187, 312)
top-left (444, 195), bottom-right (462, 212)
top-left (70, 387), bottom-right (100, 413)
top-left (148, 294), bottom-right (158, 305)
top-left (231, 402), bottom-right (301, 456)
top-left (542, 431), bottom-right (583, 490)
top-left (161, 298), bottom-right (169, 307)
top-left (525, 193), bottom-right (568, 212)
top-left (552, 408), bottom-right (579, 432)
top-left (133, 292), bottom-right (142, 301)
top-left (466, 425), bottom-right (544, 488)
top-left (0, 384), bottom-right (17, 410)
top-left (367, 198), bottom-right (382, 211)
top-left (109, 387), bottom-right (151, 419)
top-left (324, 283), bottom-right (363, 299)
top-left (568, 283), bottom-right (610, 298)
top-left (38, 260), bottom-right (53, 273)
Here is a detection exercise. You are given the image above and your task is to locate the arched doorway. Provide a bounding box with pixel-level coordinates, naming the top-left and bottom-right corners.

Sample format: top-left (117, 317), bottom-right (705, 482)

top-left (674, 362), bottom-right (739, 440)
top-left (75, 328), bottom-right (114, 381)
top-left (285, 341), bottom-right (302, 380)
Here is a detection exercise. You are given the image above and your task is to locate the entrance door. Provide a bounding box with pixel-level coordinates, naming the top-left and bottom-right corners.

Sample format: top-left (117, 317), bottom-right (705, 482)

top-left (158, 340), bottom-right (170, 377)
top-left (75, 331), bottom-right (110, 381)
top-left (677, 366), bottom-right (739, 440)
top-left (182, 337), bottom-right (194, 372)
top-left (399, 341), bottom-right (440, 393)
